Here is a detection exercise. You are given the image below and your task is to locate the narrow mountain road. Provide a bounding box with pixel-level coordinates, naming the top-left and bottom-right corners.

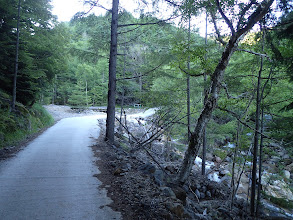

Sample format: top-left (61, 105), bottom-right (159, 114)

top-left (0, 115), bottom-right (121, 220)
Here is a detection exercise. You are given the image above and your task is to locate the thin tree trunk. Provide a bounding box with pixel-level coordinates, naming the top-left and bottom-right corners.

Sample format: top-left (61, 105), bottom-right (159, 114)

top-left (106, 0), bottom-right (119, 143)
top-left (187, 15), bottom-right (191, 140)
top-left (85, 80), bottom-right (88, 107)
top-left (52, 87), bottom-right (54, 104)
top-left (256, 105), bottom-right (264, 216)
top-left (12, 0), bottom-right (21, 111)
top-left (202, 12), bottom-right (208, 176)
top-left (250, 26), bottom-right (264, 217)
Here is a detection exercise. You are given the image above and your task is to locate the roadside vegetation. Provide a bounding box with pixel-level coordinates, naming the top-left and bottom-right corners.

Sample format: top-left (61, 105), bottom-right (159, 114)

top-left (0, 91), bottom-right (53, 149)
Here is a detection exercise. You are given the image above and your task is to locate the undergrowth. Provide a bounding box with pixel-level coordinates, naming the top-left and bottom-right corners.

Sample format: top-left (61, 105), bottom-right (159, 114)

top-left (0, 102), bottom-right (54, 149)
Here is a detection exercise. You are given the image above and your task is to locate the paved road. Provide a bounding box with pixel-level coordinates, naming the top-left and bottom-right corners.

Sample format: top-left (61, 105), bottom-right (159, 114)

top-left (0, 115), bottom-right (121, 220)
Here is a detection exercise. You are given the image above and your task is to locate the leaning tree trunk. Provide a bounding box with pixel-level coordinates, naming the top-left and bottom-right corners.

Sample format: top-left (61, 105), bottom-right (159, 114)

top-left (106, 0), bottom-right (119, 143)
top-left (177, 35), bottom-right (239, 183)
top-left (177, 0), bottom-right (274, 183)
top-left (176, 0), bottom-right (274, 185)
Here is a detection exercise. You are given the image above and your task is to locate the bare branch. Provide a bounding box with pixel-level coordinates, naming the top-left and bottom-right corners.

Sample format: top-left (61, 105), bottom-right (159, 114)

top-left (163, 0), bottom-right (181, 7)
top-left (237, 0), bottom-right (274, 37)
top-left (237, 48), bottom-right (272, 61)
top-left (118, 26), bottom-right (141, 35)
top-left (179, 65), bottom-right (205, 77)
top-left (210, 10), bottom-right (227, 46)
top-left (118, 15), bottom-right (180, 28)
top-left (236, 0), bottom-right (256, 30)
top-left (229, 74), bottom-right (288, 80)
top-left (218, 107), bottom-right (274, 140)
top-left (116, 61), bottom-right (165, 81)
top-left (215, 0), bottom-right (235, 35)
top-left (221, 83), bottom-right (249, 99)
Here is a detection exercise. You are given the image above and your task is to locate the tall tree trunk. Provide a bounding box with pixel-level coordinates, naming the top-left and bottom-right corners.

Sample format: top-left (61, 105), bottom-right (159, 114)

top-left (256, 105), bottom-right (264, 216)
top-left (12, 0), bottom-right (21, 111)
top-left (176, 0), bottom-right (273, 185)
top-left (106, 0), bottom-right (119, 143)
top-left (250, 26), bottom-right (264, 217)
top-left (202, 12), bottom-right (208, 176)
top-left (187, 15), bottom-right (191, 140)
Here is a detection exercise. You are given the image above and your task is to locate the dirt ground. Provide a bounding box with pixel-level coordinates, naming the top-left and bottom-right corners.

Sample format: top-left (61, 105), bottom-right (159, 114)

top-left (91, 119), bottom-right (254, 220)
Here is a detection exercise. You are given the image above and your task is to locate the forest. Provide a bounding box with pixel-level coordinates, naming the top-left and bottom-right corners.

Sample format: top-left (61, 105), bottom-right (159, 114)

top-left (0, 0), bottom-right (293, 218)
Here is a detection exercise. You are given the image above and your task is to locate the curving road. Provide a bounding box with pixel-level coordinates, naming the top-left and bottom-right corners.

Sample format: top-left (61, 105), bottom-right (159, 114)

top-left (0, 115), bottom-right (121, 220)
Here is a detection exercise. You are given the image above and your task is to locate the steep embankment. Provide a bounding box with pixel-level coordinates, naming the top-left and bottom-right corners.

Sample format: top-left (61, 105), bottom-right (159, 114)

top-left (0, 91), bottom-right (54, 154)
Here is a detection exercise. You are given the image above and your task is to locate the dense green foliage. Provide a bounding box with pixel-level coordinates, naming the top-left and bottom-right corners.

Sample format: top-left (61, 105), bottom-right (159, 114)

top-left (0, 0), bottom-right (67, 106)
top-left (0, 0), bottom-right (292, 155)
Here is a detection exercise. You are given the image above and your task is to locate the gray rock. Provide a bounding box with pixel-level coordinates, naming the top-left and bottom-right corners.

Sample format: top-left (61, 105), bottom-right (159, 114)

top-left (165, 165), bottom-right (177, 173)
top-left (195, 183), bottom-right (201, 190)
top-left (201, 185), bottom-right (207, 193)
top-left (160, 187), bottom-right (176, 198)
top-left (195, 189), bottom-right (201, 199)
top-left (286, 163), bottom-right (293, 172)
top-left (221, 176), bottom-right (232, 186)
top-left (153, 170), bottom-right (164, 186)
top-left (283, 170), bottom-right (290, 179)
top-left (139, 163), bottom-right (156, 174)
top-left (166, 202), bottom-right (185, 217)
top-left (193, 203), bottom-right (204, 213)
top-left (225, 156), bottom-right (232, 163)
top-left (200, 192), bottom-right (205, 199)
top-left (271, 156), bottom-right (281, 163)
top-left (206, 191), bottom-right (211, 197)
top-left (215, 156), bottom-right (222, 163)
top-left (206, 153), bottom-right (213, 160)
top-left (172, 186), bottom-right (187, 203)
top-left (193, 213), bottom-right (209, 220)
top-left (219, 169), bottom-right (230, 176)
top-left (218, 207), bottom-right (232, 219)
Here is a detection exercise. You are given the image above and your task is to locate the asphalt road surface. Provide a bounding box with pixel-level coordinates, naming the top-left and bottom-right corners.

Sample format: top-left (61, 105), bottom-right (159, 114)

top-left (0, 115), bottom-right (121, 220)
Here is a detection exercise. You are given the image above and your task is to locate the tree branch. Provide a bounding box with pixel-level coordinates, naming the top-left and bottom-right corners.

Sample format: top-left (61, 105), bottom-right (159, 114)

top-left (163, 0), bottom-right (181, 7)
top-left (118, 15), bottom-right (179, 28)
top-left (117, 26), bottom-right (141, 35)
top-left (218, 107), bottom-right (272, 140)
top-left (221, 83), bottom-right (249, 99)
top-left (237, 48), bottom-right (272, 61)
top-left (237, 0), bottom-right (274, 37)
top-left (236, 0), bottom-right (256, 30)
top-left (116, 61), bottom-right (165, 81)
top-left (215, 0), bottom-right (235, 35)
top-left (210, 10), bottom-right (227, 46)
top-left (179, 65), bottom-right (205, 77)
